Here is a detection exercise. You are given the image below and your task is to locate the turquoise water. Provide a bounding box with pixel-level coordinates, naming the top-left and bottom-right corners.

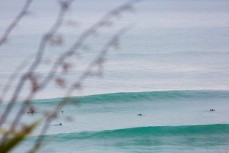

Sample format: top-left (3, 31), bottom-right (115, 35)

top-left (8, 90), bottom-right (229, 152)
top-left (23, 124), bottom-right (229, 153)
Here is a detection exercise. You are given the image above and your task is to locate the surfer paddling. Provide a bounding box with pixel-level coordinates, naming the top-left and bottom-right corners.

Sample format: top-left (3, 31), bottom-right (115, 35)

top-left (52, 123), bottom-right (62, 126)
top-left (27, 109), bottom-right (36, 114)
top-left (137, 113), bottom-right (143, 116)
top-left (210, 109), bottom-right (215, 112)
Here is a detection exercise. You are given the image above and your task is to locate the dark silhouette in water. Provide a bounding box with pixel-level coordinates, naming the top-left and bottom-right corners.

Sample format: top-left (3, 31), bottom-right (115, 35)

top-left (61, 110), bottom-right (64, 114)
top-left (137, 113), bottom-right (143, 116)
top-left (210, 109), bottom-right (215, 112)
top-left (52, 123), bottom-right (62, 126)
top-left (27, 110), bottom-right (36, 114)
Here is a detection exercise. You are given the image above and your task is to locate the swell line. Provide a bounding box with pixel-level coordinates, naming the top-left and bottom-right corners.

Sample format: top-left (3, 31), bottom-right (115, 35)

top-left (44, 124), bottom-right (229, 141)
top-left (32, 90), bottom-right (229, 106)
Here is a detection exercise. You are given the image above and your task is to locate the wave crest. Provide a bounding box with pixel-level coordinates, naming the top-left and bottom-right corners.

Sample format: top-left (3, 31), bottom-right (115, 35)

top-left (46, 124), bottom-right (229, 141)
top-left (33, 90), bottom-right (229, 105)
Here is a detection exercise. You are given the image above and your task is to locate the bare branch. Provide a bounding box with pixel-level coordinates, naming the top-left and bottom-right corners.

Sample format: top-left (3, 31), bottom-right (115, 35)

top-left (0, 0), bottom-right (33, 47)
top-left (39, 0), bottom-right (140, 89)
top-left (0, 0), bottom-right (139, 152)
top-left (0, 0), bottom-right (73, 128)
top-left (29, 27), bottom-right (129, 152)
top-left (0, 55), bottom-right (32, 105)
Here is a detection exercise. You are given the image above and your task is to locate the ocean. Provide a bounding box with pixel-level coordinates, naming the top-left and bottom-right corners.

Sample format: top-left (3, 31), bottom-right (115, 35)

top-left (1, 0), bottom-right (229, 152)
top-left (9, 90), bottom-right (229, 153)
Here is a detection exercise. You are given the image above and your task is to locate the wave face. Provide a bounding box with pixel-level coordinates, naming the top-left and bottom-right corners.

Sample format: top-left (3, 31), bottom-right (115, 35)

top-left (29, 90), bottom-right (229, 131)
top-left (33, 90), bottom-right (229, 105)
top-left (12, 90), bottom-right (229, 153)
top-left (49, 124), bottom-right (229, 140)
top-left (76, 90), bottom-right (229, 103)
top-left (26, 124), bottom-right (229, 153)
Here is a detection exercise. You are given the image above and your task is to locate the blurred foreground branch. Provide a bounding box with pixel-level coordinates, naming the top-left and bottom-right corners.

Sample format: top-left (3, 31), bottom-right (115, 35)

top-left (0, 0), bottom-right (140, 152)
top-left (0, 0), bottom-right (33, 47)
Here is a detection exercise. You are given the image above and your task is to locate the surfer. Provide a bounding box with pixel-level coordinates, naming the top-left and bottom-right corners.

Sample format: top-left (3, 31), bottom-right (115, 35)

top-left (27, 110), bottom-right (36, 114)
top-left (210, 109), bottom-right (215, 112)
top-left (53, 123), bottom-right (62, 126)
top-left (137, 113), bottom-right (143, 116)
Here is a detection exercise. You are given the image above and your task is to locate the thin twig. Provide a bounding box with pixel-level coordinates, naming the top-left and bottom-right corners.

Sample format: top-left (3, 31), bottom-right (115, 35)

top-left (0, 0), bottom-right (73, 128)
top-left (0, 0), bottom-right (139, 151)
top-left (0, 0), bottom-right (33, 47)
top-left (39, 0), bottom-right (139, 88)
top-left (29, 27), bottom-right (129, 152)
top-left (0, 54), bottom-right (32, 105)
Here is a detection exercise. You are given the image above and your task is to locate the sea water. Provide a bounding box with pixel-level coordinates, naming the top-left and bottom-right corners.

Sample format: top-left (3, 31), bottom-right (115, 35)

top-left (1, 0), bottom-right (229, 152)
top-left (8, 90), bottom-right (229, 153)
